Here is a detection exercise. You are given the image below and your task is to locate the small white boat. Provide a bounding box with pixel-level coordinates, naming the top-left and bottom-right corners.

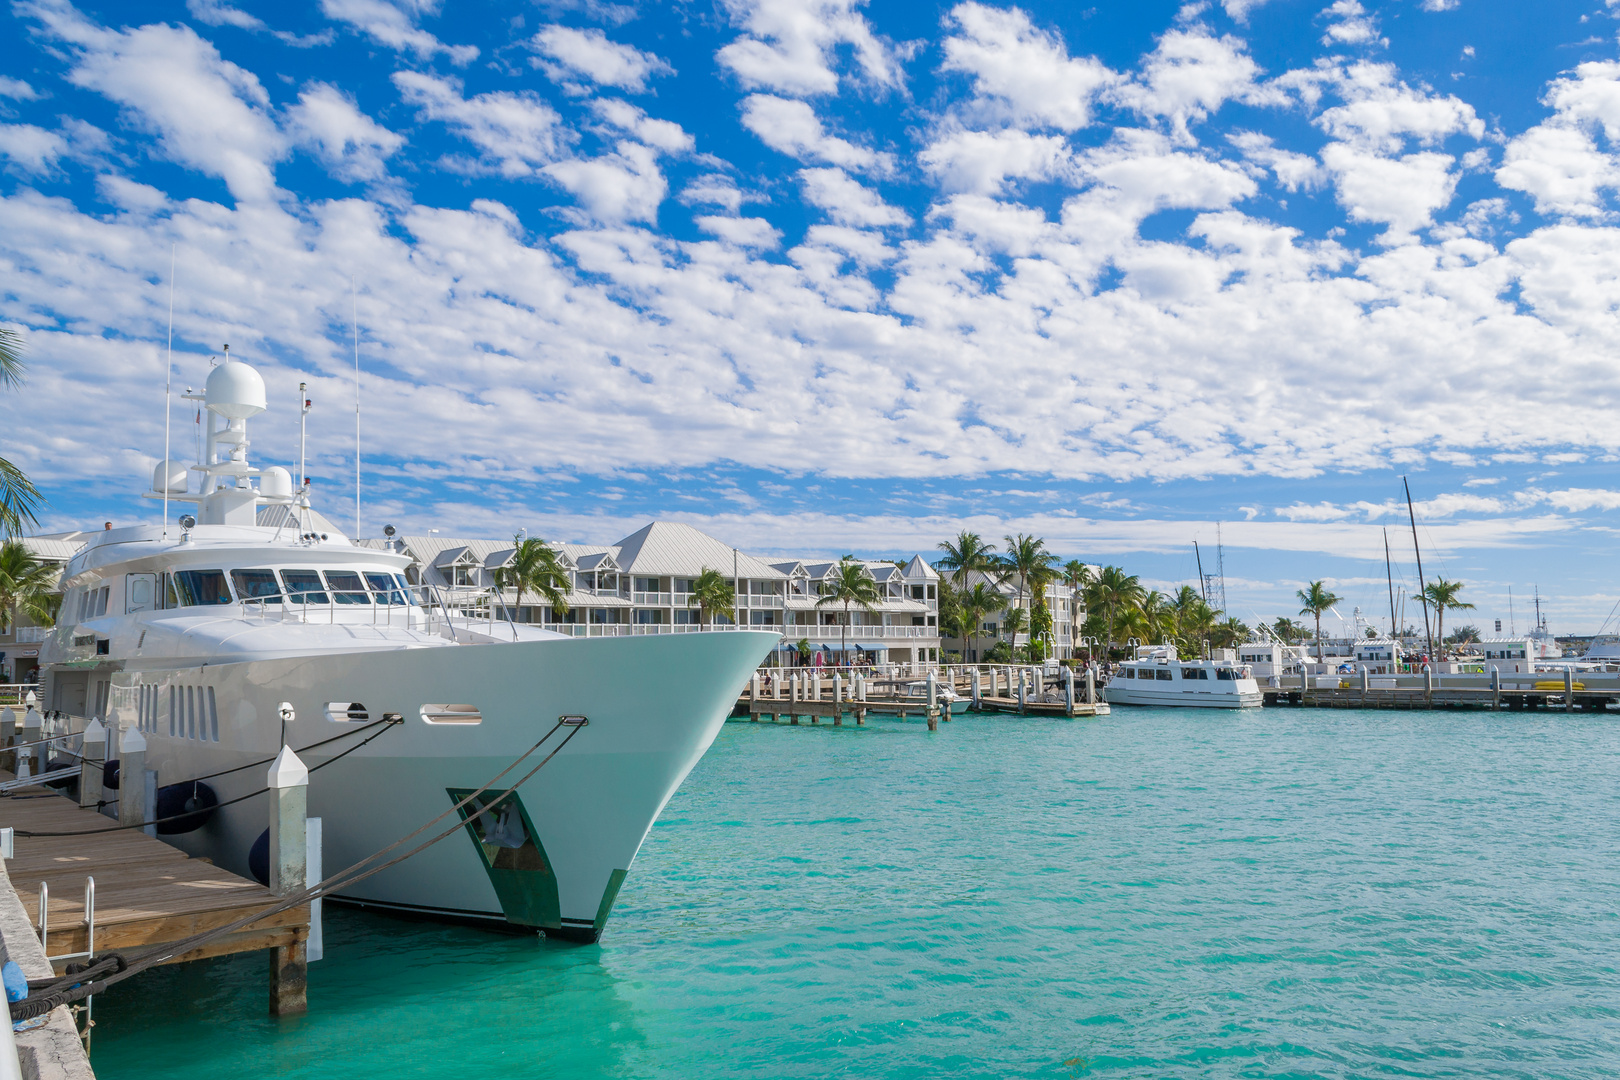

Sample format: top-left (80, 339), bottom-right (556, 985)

top-left (862, 679), bottom-right (971, 715)
top-left (1103, 646), bottom-right (1262, 708)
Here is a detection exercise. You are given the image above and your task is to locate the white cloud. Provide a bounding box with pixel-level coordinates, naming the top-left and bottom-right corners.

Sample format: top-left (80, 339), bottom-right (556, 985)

top-left (530, 25), bottom-right (673, 94)
top-left (0, 124), bottom-right (67, 175)
top-left (1321, 145), bottom-right (1458, 239)
top-left (0, 78), bottom-right (39, 101)
top-left (285, 82), bottom-right (404, 184)
top-left (679, 174), bottom-right (749, 212)
top-left (919, 128), bottom-right (1072, 194)
top-left (1498, 62), bottom-right (1620, 219)
top-left (1109, 27), bottom-right (1274, 144)
top-left (717, 0), bottom-right (902, 97)
top-left (798, 167), bottom-right (908, 227)
top-left (940, 2), bottom-right (1115, 132)
top-left (393, 72), bottom-right (568, 178)
top-left (1315, 62), bottom-right (1483, 153)
top-left (186, 0), bottom-right (263, 30)
top-left (1321, 0), bottom-right (1382, 47)
top-left (696, 215), bottom-right (782, 249)
top-left (23, 1), bottom-right (286, 201)
top-left (591, 99), bottom-right (693, 154)
top-left (739, 95), bottom-right (888, 172)
top-left (544, 142), bottom-right (667, 224)
top-left (319, 0), bottom-right (477, 65)
top-left (1228, 131), bottom-right (1324, 191)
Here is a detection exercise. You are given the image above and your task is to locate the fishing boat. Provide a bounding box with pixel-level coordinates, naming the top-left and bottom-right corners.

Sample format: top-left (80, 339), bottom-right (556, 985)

top-left (1102, 646), bottom-right (1263, 708)
top-left (36, 358), bottom-right (776, 941)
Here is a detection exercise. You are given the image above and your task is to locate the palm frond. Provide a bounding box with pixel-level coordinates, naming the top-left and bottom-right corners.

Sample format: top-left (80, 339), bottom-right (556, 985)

top-left (0, 456), bottom-right (44, 539)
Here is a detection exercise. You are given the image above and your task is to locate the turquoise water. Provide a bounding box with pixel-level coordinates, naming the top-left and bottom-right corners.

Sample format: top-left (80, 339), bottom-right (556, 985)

top-left (91, 708), bottom-right (1620, 1078)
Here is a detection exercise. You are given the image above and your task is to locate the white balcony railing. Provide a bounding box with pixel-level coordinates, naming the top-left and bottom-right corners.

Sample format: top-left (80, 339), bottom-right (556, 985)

top-left (632, 591), bottom-right (674, 606)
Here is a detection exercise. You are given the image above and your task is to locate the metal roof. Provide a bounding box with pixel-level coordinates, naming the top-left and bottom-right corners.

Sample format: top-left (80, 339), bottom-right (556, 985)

top-left (612, 521), bottom-right (786, 579)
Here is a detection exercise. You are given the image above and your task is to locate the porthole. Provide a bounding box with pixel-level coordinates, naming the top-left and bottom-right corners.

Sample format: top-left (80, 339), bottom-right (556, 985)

top-left (325, 702), bottom-right (370, 723)
top-left (420, 704), bottom-right (482, 725)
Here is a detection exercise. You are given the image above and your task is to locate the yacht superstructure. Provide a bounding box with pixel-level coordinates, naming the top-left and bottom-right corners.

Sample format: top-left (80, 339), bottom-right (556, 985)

top-left (37, 359), bottom-right (776, 940)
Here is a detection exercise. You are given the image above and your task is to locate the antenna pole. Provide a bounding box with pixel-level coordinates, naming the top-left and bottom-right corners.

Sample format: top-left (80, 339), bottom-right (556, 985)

top-left (1383, 528), bottom-right (1396, 639)
top-left (1215, 522), bottom-right (1227, 614)
top-left (353, 278), bottom-right (361, 542)
top-left (1508, 586), bottom-right (1515, 637)
top-left (163, 244), bottom-right (175, 539)
top-left (1403, 476), bottom-right (1435, 664)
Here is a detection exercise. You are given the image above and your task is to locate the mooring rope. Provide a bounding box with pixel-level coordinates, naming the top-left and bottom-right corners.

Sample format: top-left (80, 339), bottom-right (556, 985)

top-left (8, 718), bottom-right (585, 1021)
top-left (10, 719), bottom-right (401, 838)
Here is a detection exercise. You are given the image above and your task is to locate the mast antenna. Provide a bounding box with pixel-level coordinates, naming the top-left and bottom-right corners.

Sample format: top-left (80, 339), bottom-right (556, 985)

top-left (352, 277), bottom-right (361, 542)
top-left (1215, 521), bottom-right (1227, 614)
top-left (1508, 586), bottom-right (1515, 637)
top-left (1403, 476), bottom-right (1435, 663)
top-left (163, 244), bottom-right (175, 539)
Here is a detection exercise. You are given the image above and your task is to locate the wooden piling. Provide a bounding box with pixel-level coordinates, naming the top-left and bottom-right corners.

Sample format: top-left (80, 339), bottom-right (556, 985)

top-left (267, 747), bottom-right (309, 1017)
top-left (78, 719), bottom-right (106, 810)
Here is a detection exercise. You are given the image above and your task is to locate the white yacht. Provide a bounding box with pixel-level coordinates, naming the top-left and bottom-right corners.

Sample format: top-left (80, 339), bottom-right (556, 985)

top-left (35, 359), bottom-right (777, 941)
top-left (1102, 645), bottom-right (1263, 708)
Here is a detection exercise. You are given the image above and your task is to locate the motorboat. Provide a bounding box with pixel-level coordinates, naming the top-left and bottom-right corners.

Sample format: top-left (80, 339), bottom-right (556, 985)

top-left (34, 358), bottom-right (776, 941)
top-left (1102, 645), bottom-right (1263, 708)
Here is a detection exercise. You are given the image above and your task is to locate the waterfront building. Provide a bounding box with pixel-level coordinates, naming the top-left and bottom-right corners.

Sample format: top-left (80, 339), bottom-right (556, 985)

top-left (935, 567), bottom-right (1086, 661)
top-left (0, 533), bottom-right (84, 683)
top-left (364, 521), bottom-right (944, 666)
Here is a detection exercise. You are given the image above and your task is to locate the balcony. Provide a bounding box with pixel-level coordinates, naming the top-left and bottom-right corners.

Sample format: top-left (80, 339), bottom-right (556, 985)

top-left (633, 591), bottom-right (674, 606)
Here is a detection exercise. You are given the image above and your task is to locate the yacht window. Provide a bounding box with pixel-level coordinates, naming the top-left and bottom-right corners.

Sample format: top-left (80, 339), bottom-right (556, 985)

top-left (206, 686), bottom-right (219, 741)
top-left (169, 686), bottom-right (176, 736)
top-left (1216, 668), bottom-right (1237, 681)
top-left (366, 573), bottom-right (404, 604)
top-left (281, 571), bottom-right (328, 604)
top-left (1180, 667), bottom-right (1208, 680)
top-left (173, 570), bottom-right (232, 607)
top-left (186, 685), bottom-right (196, 739)
top-left (1120, 668), bottom-right (1133, 679)
top-left (323, 571), bottom-right (371, 604)
top-left (1154, 669), bottom-right (1173, 681)
top-left (92, 586), bottom-right (109, 618)
top-left (392, 574), bottom-right (416, 602)
top-left (232, 570), bottom-right (282, 600)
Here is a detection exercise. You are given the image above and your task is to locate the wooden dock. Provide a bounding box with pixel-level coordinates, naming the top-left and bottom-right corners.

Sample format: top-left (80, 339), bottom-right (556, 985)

top-left (1265, 686), bottom-right (1618, 711)
top-left (0, 777), bottom-right (308, 992)
top-left (972, 695), bottom-right (1109, 717)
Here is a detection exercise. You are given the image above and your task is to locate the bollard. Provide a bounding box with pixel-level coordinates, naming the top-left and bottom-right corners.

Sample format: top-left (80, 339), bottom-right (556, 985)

top-left (1360, 665), bottom-right (1370, 702)
top-left (1017, 669), bottom-right (1027, 714)
top-left (118, 724), bottom-right (147, 828)
top-left (1064, 666), bottom-right (1075, 716)
top-left (1086, 663), bottom-right (1096, 705)
top-left (833, 674), bottom-right (843, 726)
top-left (971, 669), bottom-right (981, 709)
top-left (0, 706), bottom-right (12, 775)
top-left (1490, 665), bottom-right (1500, 710)
top-left (79, 718), bottom-right (106, 809)
top-left (751, 673), bottom-right (760, 704)
top-left (1565, 666), bottom-right (1574, 712)
top-left (268, 746), bottom-right (309, 1016)
top-left (1423, 664), bottom-right (1433, 708)
top-left (20, 705), bottom-right (41, 780)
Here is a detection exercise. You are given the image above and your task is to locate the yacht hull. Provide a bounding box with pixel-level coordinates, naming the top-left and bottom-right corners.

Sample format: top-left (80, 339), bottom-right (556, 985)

top-left (1102, 685), bottom-right (1263, 709)
top-left (110, 629), bottom-right (777, 940)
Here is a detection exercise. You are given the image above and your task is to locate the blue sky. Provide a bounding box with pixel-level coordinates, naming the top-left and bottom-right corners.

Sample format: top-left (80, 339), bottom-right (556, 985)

top-left (4, 0), bottom-right (1620, 634)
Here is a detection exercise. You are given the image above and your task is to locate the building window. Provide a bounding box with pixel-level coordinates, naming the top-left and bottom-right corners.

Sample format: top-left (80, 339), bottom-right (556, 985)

top-left (750, 611), bottom-right (777, 625)
top-left (926, 584), bottom-right (935, 600)
top-left (453, 565), bottom-right (477, 587)
top-left (674, 609), bottom-right (697, 624)
top-left (910, 585), bottom-right (925, 601)
top-left (634, 609), bottom-right (665, 624)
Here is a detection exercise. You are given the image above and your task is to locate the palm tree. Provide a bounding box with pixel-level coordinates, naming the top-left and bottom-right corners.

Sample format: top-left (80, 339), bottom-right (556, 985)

top-left (1419, 578), bottom-right (1474, 659)
top-left (1271, 617), bottom-right (1306, 644)
top-left (1084, 566), bottom-right (1145, 657)
top-left (492, 534), bottom-right (570, 630)
top-left (1171, 585), bottom-right (1218, 655)
top-left (1026, 563), bottom-right (1058, 660)
top-left (1297, 581), bottom-right (1342, 663)
top-left (689, 568), bottom-right (736, 630)
top-left (1000, 605), bottom-right (1027, 648)
top-left (935, 531), bottom-right (998, 587)
top-left (1210, 616), bottom-right (1249, 650)
top-left (0, 328), bottom-right (43, 538)
top-left (956, 581), bottom-right (999, 662)
top-left (0, 540), bottom-right (58, 632)
top-left (1001, 534), bottom-right (1057, 622)
top-left (815, 557), bottom-right (882, 664)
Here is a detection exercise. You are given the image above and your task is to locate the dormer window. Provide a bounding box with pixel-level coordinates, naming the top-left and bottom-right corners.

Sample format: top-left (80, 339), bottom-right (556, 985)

top-left (453, 564), bottom-right (477, 587)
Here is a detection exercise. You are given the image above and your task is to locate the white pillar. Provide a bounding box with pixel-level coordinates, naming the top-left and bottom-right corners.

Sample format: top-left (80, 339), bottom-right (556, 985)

top-left (118, 723), bottom-right (147, 828)
top-left (20, 706), bottom-right (40, 780)
top-left (1064, 666), bottom-right (1075, 715)
top-left (268, 746), bottom-right (308, 896)
top-left (79, 717), bottom-right (106, 809)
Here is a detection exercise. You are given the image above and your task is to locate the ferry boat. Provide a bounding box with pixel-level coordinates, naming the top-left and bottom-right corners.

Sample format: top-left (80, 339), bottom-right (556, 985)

top-left (36, 358), bottom-right (777, 941)
top-left (1103, 645), bottom-right (1263, 708)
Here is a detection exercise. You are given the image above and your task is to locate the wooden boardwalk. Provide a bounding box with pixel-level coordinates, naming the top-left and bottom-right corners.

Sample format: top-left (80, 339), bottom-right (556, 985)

top-left (1265, 687), bottom-right (1618, 711)
top-left (0, 779), bottom-right (307, 974)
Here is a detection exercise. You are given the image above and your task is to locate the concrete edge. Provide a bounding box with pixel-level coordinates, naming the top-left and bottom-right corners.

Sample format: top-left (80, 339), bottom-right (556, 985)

top-left (0, 862), bottom-right (95, 1080)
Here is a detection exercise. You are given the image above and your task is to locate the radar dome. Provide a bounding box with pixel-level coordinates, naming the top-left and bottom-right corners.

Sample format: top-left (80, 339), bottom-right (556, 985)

top-left (260, 466), bottom-right (293, 498)
top-left (151, 460), bottom-right (188, 495)
top-left (205, 360), bottom-right (267, 419)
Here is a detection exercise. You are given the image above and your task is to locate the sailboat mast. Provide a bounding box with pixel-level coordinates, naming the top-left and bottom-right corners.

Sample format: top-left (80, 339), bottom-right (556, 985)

top-left (1383, 528), bottom-right (1396, 638)
top-left (1194, 541), bottom-right (1207, 603)
top-left (1403, 476), bottom-right (1435, 662)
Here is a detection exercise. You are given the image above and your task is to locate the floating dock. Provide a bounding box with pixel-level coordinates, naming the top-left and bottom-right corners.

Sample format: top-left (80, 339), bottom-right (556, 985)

top-left (0, 772), bottom-right (310, 1011)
